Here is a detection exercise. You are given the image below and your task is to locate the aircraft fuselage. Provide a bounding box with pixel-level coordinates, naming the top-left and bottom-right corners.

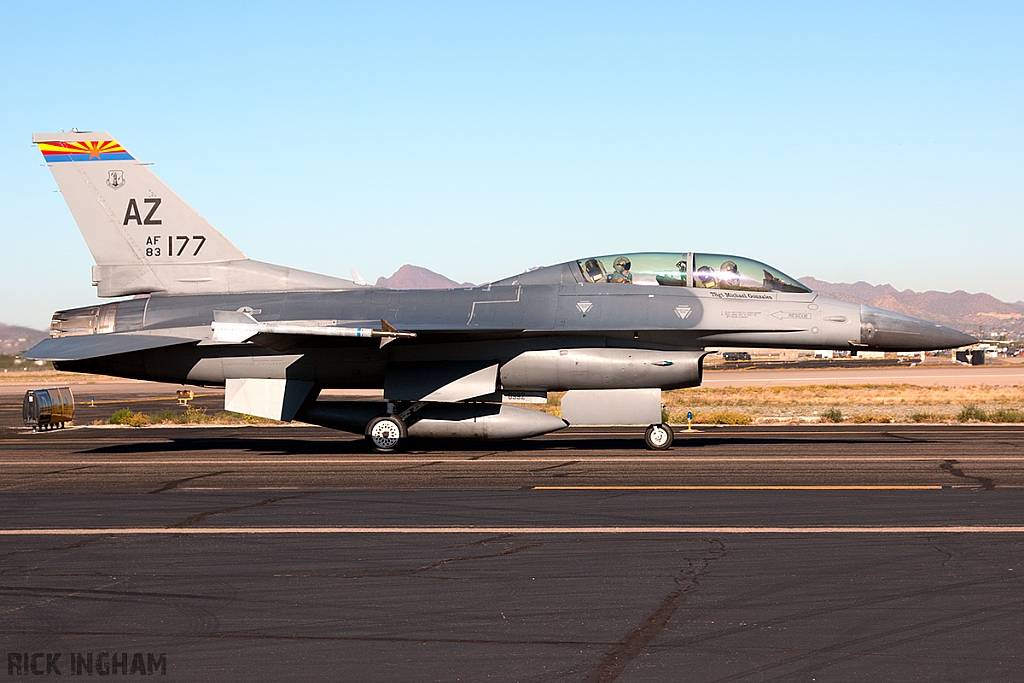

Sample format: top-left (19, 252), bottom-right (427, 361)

top-left (45, 279), bottom-right (968, 391)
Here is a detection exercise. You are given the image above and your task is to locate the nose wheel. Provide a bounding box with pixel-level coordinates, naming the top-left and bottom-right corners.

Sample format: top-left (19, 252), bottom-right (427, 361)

top-left (365, 415), bottom-right (408, 452)
top-left (644, 423), bottom-right (674, 450)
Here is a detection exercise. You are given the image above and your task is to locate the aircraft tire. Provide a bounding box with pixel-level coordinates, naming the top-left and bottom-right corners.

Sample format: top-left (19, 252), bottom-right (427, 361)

top-left (644, 423), bottom-right (674, 450)
top-left (365, 415), bottom-right (408, 453)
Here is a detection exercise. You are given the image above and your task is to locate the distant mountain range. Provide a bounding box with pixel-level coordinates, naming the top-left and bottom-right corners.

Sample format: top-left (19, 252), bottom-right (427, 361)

top-left (0, 324), bottom-right (47, 355)
top-left (375, 264), bottom-right (475, 289)
top-left (4, 268), bottom-right (1020, 351)
top-left (797, 277), bottom-right (1024, 338)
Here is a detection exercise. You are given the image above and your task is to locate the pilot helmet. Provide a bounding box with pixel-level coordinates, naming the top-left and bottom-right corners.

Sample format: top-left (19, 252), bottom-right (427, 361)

top-left (695, 265), bottom-right (715, 284)
top-left (613, 256), bottom-right (631, 270)
top-left (720, 260), bottom-right (739, 274)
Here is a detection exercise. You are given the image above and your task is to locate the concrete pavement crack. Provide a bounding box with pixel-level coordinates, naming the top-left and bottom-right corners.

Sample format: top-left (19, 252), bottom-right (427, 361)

top-left (930, 543), bottom-right (957, 569)
top-left (388, 461), bottom-right (442, 472)
top-left (147, 470), bottom-right (233, 494)
top-left (169, 493), bottom-right (314, 528)
top-left (529, 460), bottom-right (579, 473)
top-left (0, 538), bottom-right (96, 562)
top-left (447, 533), bottom-right (514, 549)
top-left (414, 543), bottom-right (545, 572)
top-left (42, 465), bottom-right (98, 475)
top-left (583, 539), bottom-right (727, 683)
top-left (469, 451), bottom-right (500, 460)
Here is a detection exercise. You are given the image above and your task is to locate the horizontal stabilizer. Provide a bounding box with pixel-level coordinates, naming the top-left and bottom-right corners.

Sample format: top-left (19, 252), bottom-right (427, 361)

top-left (23, 334), bottom-right (198, 361)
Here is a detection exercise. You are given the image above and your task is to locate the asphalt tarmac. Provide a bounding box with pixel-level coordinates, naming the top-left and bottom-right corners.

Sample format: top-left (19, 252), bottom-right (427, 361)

top-left (2, 420), bottom-right (1024, 682)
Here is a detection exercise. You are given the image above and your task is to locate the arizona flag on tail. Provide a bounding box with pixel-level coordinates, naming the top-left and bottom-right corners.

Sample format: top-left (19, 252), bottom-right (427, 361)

top-left (37, 139), bottom-right (134, 163)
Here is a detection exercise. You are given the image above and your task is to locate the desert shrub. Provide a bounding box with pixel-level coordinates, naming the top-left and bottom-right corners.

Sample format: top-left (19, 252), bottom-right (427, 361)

top-left (179, 406), bottom-right (211, 424)
top-left (820, 407), bottom-right (843, 423)
top-left (109, 408), bottom-right (149, 427)
top-left (910, 411), bottom-right (947, 423)
top-left (213, 411), bottom-right (278, 425)
top-left (850, 413), bottom-right (894, 424)
top-left (244, 413), bottom-right (279, 424)
top-left (957, 404), bottom-right (988, 422)
top-left (989, 408), bottom-right (1024, 423)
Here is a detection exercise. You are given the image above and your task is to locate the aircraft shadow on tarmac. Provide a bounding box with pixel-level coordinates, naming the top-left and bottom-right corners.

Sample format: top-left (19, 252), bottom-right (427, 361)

top-left (79, 433), bottom-right (900, 456)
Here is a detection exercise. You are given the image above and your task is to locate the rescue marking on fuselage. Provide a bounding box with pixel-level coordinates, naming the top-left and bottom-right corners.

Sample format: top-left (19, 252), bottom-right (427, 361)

top-left (466, 286), bottom-right (522, 324)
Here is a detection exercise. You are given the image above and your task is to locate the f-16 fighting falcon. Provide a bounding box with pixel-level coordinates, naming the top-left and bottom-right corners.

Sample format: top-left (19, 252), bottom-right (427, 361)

top-left (24, 132), bottom-right (976, 451)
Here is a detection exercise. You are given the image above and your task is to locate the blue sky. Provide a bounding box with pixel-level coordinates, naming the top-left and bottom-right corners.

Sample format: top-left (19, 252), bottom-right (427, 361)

top-left (1, 2), bottom-right (1022, 328)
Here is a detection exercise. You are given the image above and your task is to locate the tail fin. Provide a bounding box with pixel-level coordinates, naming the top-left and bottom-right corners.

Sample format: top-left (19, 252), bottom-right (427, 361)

top-left (34, 132), bottom-right (352, 297)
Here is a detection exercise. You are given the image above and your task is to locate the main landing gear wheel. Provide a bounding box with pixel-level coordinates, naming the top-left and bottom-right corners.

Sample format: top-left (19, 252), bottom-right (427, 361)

top-left (644, 423), bottom-right (674, 450)
top-left (365, 415), bottom-right (408, 453)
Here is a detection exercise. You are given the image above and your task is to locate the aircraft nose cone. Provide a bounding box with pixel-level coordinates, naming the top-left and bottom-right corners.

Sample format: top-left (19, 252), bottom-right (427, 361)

top-left (859, 305), bottom-right (977, 351)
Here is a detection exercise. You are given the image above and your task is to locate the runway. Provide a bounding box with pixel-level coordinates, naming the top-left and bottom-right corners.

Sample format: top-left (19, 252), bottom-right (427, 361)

top-left (2, 372), bottom-right (1023, 680)
top-left (2, 422), bottom-right (1024, 681)
top-left (2, 423), bottom-right (1024, 490)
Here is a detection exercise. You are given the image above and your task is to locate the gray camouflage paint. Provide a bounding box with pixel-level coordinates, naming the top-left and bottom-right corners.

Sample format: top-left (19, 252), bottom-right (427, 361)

top-left (31, 258), bottom-right (975, 391)
top-left (24, 131), bottom-right (976, 439)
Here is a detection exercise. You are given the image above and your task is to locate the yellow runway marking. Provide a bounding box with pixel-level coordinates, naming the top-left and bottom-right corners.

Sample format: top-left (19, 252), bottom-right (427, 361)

top-left (533, 485), bottom-right (943, 491)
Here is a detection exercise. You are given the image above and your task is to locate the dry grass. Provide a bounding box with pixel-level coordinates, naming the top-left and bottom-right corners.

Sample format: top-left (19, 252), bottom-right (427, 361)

top-left (909, 411), bottom-right (952, 423)
top-left (107, 407), bottom-right (279, 426)
top-left (666, 383), bottom-right (1024, 408)
top-left (0, 371), bottom-right (123, 384)
top-left (688, 410), bottom-right (753, 425)
top-left (849, 413), bottom-right (895, 424)
top-left (662, 384), bottom-right (1024, 424)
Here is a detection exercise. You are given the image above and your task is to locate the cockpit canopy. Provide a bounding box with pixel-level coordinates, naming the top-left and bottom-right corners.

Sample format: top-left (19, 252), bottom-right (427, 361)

top-left (575, 252), bottom-right (810, 293)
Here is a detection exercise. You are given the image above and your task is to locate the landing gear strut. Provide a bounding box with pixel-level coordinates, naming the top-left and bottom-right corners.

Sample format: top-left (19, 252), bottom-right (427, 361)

top-left (365, 415), bottom-right (408, 453)
top-left (644, 423), bottom-right (674, 450)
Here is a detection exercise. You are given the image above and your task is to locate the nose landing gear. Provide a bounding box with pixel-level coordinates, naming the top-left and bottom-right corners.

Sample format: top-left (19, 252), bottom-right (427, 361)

top-left (644, 423), bottom-right (674, 450)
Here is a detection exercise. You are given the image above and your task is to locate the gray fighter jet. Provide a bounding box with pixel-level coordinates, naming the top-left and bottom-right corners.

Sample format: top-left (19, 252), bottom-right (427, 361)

top-left (24, 132), bottom-right (975, 450)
